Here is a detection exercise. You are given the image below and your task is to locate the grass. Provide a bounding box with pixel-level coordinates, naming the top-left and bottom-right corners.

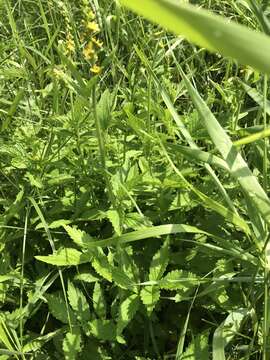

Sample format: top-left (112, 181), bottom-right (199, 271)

top-left (0, 0), bottom-right (270, 358)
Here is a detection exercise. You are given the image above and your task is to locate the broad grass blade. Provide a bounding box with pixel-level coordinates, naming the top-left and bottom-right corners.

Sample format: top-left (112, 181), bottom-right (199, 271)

top-left (121, 0), bottom-right (270, 74)
top-left (213, 308), bottom-right (248, 360)
top-left (167, 143), bottom-right (230, 172)
top-left (241, 82), bottom-right (270, 116)
top-left (86, 224), bottom-right (207, 248)
top-left (180, 70), bottom-right (270, 240)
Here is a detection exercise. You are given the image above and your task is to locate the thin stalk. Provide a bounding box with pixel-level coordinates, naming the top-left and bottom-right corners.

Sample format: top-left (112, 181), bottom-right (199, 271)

top-left (263, 75), bottom-right (268, 191)
top-left (19, 204), bottom-right (29, 346)
top-left (263, 74), bottom-right (270, 360)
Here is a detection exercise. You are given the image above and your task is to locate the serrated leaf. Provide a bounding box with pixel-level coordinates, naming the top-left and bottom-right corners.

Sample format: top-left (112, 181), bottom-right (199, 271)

top-left (49, 219), bottom-right (72, 229)
top-left (140, 286), bottom-right (160, 315)
top-left (160, 270), bottom-right (198, 296)
top-left (112, 267), bottom-right (136, 291)
top-left (25, 172), bottom-right (43, 189)
top-left (46, 292), bottom-right (76, 324)
top-left (78, 339), bottom-right (109, 360)
top-left (89, 319), bottom-right (117, 341)
top-left (181, 331), bottom-right (210, 360)
top-left (92, 250), bottom-right (112, 282)
top-left (124, 212), bottom-right (152, 230)
top-left (64, 225), bottom-right (94, 248)
top-left (117, 295), bottom-right (140, 335)
top-left (22, 328), bottom-right (65, 353)
top-left (63, 328), bottom-right (82, 360)
top-left (67, 280), bottom-right (90, 322)
top-left (149, 238), bottom-right (169, 281)
top-left (107, 209), bottom-right (121, 235)
top-left (74, 271), bottom-right (100, 283)
top-left (35, 248), bottom-right (91, 266)
top-left (93, 283), bottom-right (107, 319)
top-left (116, 247), bottom-right (140, 285)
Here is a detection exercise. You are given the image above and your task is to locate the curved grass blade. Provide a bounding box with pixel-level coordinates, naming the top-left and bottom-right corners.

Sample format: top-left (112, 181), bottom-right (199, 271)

top-left (135, 47), bottom-right (237, 214)
top-left (85, 225), bottom-right (256, 265)
top-left (167, 143), bottom-right (230, 172)
top-left (213, 308), bottom-right (249, 360)
top-left (241, 82), bottom-right (270, 116)
top-left (121, 0), bottom-right (270, 74)
top-left (159, 140), bottom-right (251, 237)
top-left (86, 224), bottom-right (207, 248)
top-left (179, 70), bottom-right (270, 243)
top-left (234, 127), bottom-right (270, 147)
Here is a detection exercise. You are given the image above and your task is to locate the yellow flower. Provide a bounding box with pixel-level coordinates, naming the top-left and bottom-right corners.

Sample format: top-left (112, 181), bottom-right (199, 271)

top-left (90, 64), bottom-right (101, 74)
top-left (87, 10), bottom-right (95, 20)
top-left (83, 41), bottom-right (95, 60)
top-left (66, 35), bottom-right (75, 53)
top-left (86, 21), bottom-right (100, 32)
top-left (92, 37), bottom-right (103, 48)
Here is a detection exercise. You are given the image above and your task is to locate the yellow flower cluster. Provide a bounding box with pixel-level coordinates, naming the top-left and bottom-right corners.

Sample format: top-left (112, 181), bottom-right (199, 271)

top-left (80, 1), bottom-right (103, 74)
top-left (57, 1), bottom-right (76, 56)
top-left (55, 1), bottom-right (103, 78)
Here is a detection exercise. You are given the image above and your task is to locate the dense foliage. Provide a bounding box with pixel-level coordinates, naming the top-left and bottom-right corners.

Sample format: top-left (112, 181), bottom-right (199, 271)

top-left (1, 0), bottom-right (270, 359)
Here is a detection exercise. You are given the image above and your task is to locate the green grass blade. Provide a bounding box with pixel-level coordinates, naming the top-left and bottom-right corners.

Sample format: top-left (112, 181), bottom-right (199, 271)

top-left (135, 47), bottom-right (237, 214)
top-left (213, 308), bottom-right (248, 360)
top-left (234, 127), bottom-right (270, 147)
top-left (86, 224), bottom-right (207, 248)
top-left (121, 0), bottom-right (270, 74)
top-left (167, 143), bottom-right (230, 172)
top-left (241, 82), bottom-right (270, 116)
top-left (180, 69), bottom-right (270, 240)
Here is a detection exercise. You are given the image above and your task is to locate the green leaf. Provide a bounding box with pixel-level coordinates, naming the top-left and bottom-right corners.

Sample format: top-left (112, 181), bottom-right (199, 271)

top-left (121, 0), bottom-right (270, 74)
top-left (213, 308), bottom-right (249, 360)
top-left (64, 225), bottom-right (94, 248)
top-left (160, 270), bottom-right (198, 296)
top-left (97, 89), bottom-right (112, 130)
top-left (78, 339), bottom-right (108, 360)
top-left (67, 280), bottom-right (90, 322)
top-left (25, 172), bottom-right (43, 189)
top-left (117, 294), bottom-right (140, 335)
top-left (93, 283), bottom-right (107, 319)
top-left (91, 250), bottom-right (113, 282)
top-left (107, 209), bottom-right (121, 236)
top-left (112, 267), bottom-right (136, 291)
top-left (149, 238), bottom-right (169, 281)
top-left (49, 219), bottom-right (72, 229)
top-left (116, 247), bottom-right (140, 285)
top-left (63, 328), bottom-right (82, 360)
top-left (22, 328), bottom-right (65, 353)
top-left (74, 271), bottom-right (100, 284)
top-left (89, 319), bottom-right (117, 341)
top-left (46, 292), bottom-right (76, 324)
top-left (140, 286), bottom-right (160, 315)
top-left (35, 248), bottom-right (91, 266)
top-left (181, 331), bottom-right (210, 360)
